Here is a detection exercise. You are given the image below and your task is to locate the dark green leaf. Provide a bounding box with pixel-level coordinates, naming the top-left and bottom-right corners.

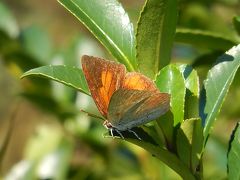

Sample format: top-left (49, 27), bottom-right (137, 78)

top-left (175, 28), bottom-right (237, 51)
top-left (192, 51), bottom-right (223, 68)
top-left (21, 65), bottom-right (90, 95)
top-left (137, 0), bottom-right (178, 79)
top-left (176, 118), bottom-right (203, 174)
top-left (202, 45), bottom-right (240, 141)
top-left (156, 111), bottom-right (174, 150)
top-left (155, 64), bottom-right (186, 126)
top-left (227, 122), bottom-right (240, 180)
top-left (233, 16), bottom-right (240, 36)
top-left (58, 0), bottom-right (136, 71)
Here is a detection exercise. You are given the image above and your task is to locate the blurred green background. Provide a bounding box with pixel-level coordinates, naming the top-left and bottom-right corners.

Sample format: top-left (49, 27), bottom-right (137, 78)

top-left (0, 0), bottom-right (239, 179)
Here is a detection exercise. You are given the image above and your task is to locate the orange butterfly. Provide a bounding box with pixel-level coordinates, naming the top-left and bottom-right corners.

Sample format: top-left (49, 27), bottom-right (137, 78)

top-left (82, 55), bottom-right (170, 139)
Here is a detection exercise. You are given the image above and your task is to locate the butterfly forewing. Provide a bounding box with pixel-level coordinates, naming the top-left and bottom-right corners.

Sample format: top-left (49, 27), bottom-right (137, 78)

top-left (81, 55), bottom-right (126, 118)
top-left (122, 72), bottom-right (158, 91)
top-left (107, 89), bottom-right (170, 130)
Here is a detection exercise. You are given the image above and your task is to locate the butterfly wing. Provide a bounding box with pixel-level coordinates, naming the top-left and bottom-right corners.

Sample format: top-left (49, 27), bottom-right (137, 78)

top-left (81, 55), bottom-right (126, 118)
top-left (122, 72), bottom-right (158, 91)
top-left (107, 89), bottom-right (170, 130)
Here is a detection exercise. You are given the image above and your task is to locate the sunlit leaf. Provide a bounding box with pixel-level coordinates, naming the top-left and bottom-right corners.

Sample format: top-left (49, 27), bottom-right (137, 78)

top-left (21, 65), bottom-right (90, 95)
top-left (178, 64), bottom-right (199, 97)
top-left (58, 0), bottom-right (136, 71)
top-left (136, 0), bottom-right (178, 79)
top-left (202, 45), bottom-right (240, 141)
top-left (155, 64), bottom-right (185, 125)
top-left (227, 122), bottom-right (240, 180)
top-left (178, 64), bottom-right (199, 119)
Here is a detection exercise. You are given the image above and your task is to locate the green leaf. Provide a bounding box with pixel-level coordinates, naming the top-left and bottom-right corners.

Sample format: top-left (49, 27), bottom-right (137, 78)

top-left (136, 0), bottom-right (178, 79)
top-left (58, 0), bottom-right (136, 71)
top-left (155, 64), bottom-right (186, 126)
top-left (202, 45), bottom-right (240, 141)
top-left (178, 64), bottom-right (199, 97)
top-left (175, 28), bottom-right (237, 51)
top-left (156, 111), bottom-right (174, 149)
top-left (176, 118), bottom-right (203, 174)
top-left (178, 64), bottom-right (200, 119)
top-left (233, 16), bottom-right (240, 36)
top-left (21, 65), bottom-right (90, 95)
top-left (227, 122), bottom-right (240, 180)
top-left (127, 139), bottom-right (195, 180)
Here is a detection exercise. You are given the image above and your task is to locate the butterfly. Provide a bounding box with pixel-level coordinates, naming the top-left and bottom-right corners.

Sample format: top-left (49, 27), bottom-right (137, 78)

top-left (81, 55), bottom-right (170, 139)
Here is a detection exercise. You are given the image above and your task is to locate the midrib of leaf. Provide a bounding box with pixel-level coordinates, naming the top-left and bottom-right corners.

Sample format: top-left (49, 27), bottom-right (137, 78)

top-left (204, 68), bottom-right (237, 137)
top-left (156, 12), bottom-right (164, 75)
top-left (59, 0), bottom-right (135, 71)
top-left (156, 1), bottom-right (171, 74)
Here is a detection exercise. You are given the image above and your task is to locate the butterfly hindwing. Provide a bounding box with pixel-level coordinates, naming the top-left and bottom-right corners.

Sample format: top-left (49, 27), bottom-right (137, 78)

top-left (107, 89), bottom-right (170, 130)
top-left (81, 55), bottom-right (126, 118)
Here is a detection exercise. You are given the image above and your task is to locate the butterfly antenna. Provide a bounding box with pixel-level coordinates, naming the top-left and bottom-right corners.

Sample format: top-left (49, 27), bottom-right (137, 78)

top-left (80, 109), bottom-right (104, 120)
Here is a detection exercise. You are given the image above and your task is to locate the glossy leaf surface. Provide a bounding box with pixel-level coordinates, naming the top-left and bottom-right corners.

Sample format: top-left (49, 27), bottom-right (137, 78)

top-left (58, 0), bottom-right (136, 71)
top-left (202, 45), bottom-right (240, 141)
top-left (178, 64), bottom-right (199, 119)
top-left (21, 65), bottom-right (89, 95)
top-left (178, 64), bottom-right (199, 97)
top-left (156, 64), bottom-right (185, 125)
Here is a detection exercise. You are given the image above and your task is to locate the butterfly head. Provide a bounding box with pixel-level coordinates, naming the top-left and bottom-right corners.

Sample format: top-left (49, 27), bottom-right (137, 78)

top-left (103, 120), bottom-right (113, 129)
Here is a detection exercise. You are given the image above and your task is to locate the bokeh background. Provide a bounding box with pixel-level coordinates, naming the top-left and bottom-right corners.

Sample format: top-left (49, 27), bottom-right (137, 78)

top-left (0, 0), bottom-right (239, 179)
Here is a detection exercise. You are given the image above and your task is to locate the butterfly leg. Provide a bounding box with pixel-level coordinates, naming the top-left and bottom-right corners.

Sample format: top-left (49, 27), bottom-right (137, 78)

top-left (114, 129), bottom-right (124, 139)
top-left (109, 128), bottom-right (114, 138)
top-left (128, 129), bottom-right (141, 140)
